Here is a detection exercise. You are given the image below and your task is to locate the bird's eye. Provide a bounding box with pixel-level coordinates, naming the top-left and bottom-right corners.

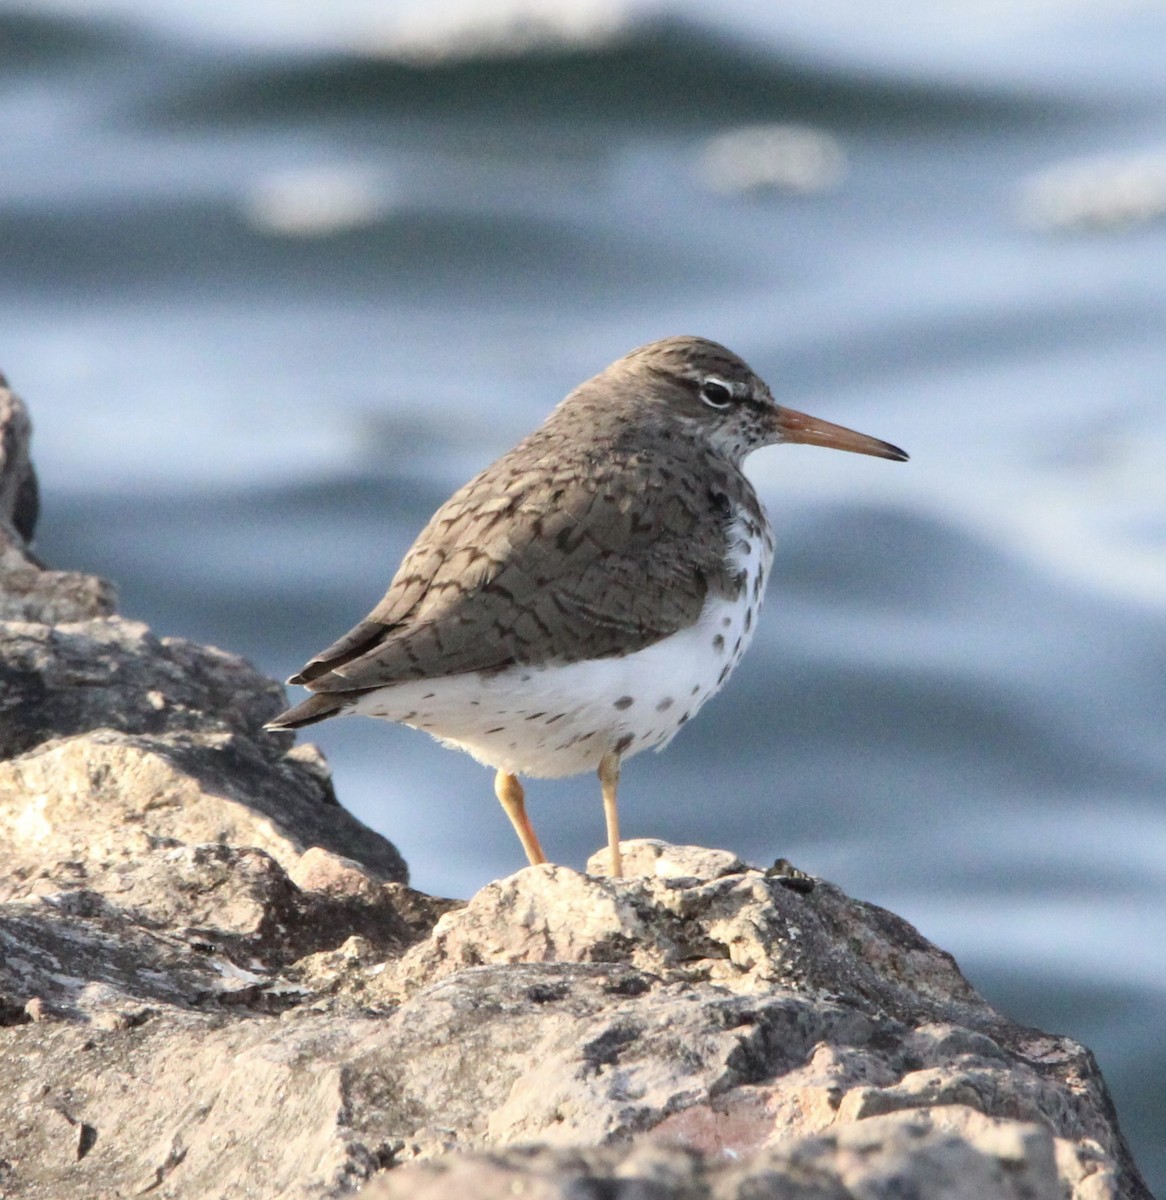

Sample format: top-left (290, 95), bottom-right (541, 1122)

top-left (700, 378), bottom-right (734, 409)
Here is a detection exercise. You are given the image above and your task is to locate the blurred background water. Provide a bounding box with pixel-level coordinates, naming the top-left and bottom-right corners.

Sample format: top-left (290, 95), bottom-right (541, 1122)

top-left (2, 0), bottom-right (1164, 1187)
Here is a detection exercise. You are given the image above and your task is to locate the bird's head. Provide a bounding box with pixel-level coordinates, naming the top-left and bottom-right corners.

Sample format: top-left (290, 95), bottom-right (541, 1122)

top-left (602, 335), bottom-right (908, 467)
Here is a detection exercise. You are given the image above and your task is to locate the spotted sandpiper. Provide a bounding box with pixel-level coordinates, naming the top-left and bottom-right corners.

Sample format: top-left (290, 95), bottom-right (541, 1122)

top-left (266, 337), bottom-right (907, 876)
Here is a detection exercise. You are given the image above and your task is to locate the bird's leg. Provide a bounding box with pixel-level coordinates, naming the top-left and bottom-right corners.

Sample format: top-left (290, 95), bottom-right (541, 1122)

top-left (598, 750), bottom-right (622, 877)
top-left (494, 770), bottom-right (546, 866)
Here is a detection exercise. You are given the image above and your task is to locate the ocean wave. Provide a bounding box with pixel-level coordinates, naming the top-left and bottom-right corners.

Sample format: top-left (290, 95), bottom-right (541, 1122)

top-left (0, 197), bottom-right (727, 297)
top-left (0, 10), bottom-right (132, 65)
top-left (121, 16), bottom-right (1062, 131)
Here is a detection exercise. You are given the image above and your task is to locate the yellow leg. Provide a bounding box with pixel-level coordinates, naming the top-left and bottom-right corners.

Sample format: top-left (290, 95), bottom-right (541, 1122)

top-left (494, 771), bottom-right (546, 866)
top-left (598, 751), bottom-right (622, 877)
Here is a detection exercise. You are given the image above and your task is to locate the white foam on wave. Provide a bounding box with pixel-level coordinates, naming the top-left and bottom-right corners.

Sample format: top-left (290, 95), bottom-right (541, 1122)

top-left (1019, 148), bottom-right (1166, 232)
top-left (241, 166), bottom-right (396, 237)
top-left (695, 125), bottom-right (847, 198)
top-left (18, 0), bottom-right (640, 56)
top-left (362, 0), bottom-right (633, 62)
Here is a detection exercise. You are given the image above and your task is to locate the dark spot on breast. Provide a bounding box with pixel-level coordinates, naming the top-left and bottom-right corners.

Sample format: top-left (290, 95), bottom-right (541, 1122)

top-left (718, 664), bottom-right (731, 685)
top-left (656, 697), bottom-right (674, 712)
top-left (744, 608), bottom-right (753, 632)
top-left (485, 726), bottom-right (506, 735)
top-left (613, 696), bottom-right (634, 710)
top-left (615, 733), bottom-right (634, 753)
top-left (709, 491), bottom-right (732, 520)
top-left (678, 712), bottom-right (691, 725)
top-left (525, 712), bottom-right (546, 721)
top-left (722, 616), bottom-right (732, 628)
top-left (712, 634), bottom-right (725, 654)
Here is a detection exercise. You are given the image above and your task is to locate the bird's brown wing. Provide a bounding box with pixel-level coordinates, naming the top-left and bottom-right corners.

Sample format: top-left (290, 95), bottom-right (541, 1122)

top-left (291, 442), bottom-right (738, 694)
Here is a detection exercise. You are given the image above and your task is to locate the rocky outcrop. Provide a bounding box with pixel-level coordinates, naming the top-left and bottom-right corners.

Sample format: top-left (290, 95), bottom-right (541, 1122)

top-left (0, 378), bottom-right (1152, 1199)
top-left (0, 380), bottom-right (407, 892)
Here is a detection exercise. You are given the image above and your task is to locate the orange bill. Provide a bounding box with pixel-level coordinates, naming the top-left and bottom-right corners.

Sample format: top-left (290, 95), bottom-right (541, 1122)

top-left (774, 406), bottom-right (908, 462)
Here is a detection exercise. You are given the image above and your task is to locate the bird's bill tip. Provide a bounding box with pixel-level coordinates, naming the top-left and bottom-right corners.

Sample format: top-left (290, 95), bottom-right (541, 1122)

top-left (774, 406), bottom-right (908, 462)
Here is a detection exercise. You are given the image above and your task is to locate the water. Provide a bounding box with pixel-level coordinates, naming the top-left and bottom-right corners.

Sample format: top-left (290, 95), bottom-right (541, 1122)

top-left (4, 0), bottom-right (1165, 1187)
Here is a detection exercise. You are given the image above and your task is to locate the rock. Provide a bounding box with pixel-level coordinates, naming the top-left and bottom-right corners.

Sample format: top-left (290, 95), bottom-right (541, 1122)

top-left (0, 379), bottom-right (112, 624)
top-left (0, 623), bottom-right (408, 889)
top-left (0, 376), bottom-right (1152, 1199)
top-left (0, 375), bottom-right (39, 544)
top-left (358, 1111), bottom-right (1071, 1200)
top-left (586, 837), bottom-right (747, 880)
top-left (0, 844), bottom-right (1144, 1200)
top-left (0, 385), bottom-right (407, 889)
top-left (290, 845), bottom-right (384, 900)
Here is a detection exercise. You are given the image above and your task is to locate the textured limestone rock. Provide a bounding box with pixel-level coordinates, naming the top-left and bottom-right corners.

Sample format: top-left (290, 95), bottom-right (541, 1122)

top-left (0, 377), bottom-right (1151, 1199)
top-left (0, 375), bottom-right (39, 546)
top-left (0, 379), bottom-right (111, 625)
top-left (359, 1111), bottom-right (1073, 1200)
top-left (0, 381), bottom-right (406, 891)
top-left (0, 845), bottom-right (1141, 1200)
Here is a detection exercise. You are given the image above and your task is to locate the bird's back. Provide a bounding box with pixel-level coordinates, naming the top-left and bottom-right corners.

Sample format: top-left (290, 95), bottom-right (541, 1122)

top-left (275, 402), bottom-right (759, 718)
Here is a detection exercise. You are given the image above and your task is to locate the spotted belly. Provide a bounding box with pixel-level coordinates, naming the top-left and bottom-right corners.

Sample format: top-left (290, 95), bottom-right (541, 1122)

top-left (348, 515), bottom-right (774, 778)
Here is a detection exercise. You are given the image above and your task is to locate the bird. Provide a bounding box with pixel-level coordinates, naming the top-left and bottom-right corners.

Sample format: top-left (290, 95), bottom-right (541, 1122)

top-left (265, 336), bottom-right (907, 877)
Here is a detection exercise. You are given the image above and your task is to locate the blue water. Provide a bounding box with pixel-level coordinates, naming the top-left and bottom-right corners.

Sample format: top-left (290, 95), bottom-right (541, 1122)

top-left (4, 0), bottom-right (1165, 1187)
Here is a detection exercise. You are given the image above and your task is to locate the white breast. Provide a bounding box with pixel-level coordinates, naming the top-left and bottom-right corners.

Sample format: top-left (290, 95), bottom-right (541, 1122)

top-left (349, 513), bottom-right (775, 779)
